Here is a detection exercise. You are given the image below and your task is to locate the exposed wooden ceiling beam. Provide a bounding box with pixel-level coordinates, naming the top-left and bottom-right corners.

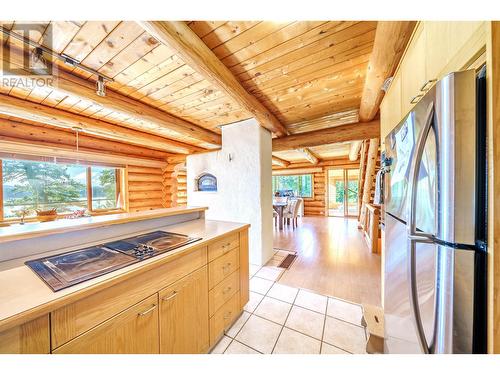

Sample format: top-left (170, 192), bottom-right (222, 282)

top-left (272, 120), bottom-right (380, 152)
top-left (0, 117), bottom-right (171, 160)
top-left (138, 21), bottom-right (289, 137)
top-left (0, 93), bottom-right (202, 154)
top-left (272, 156), bottom-right (291, 168)
top-left (349, 140), bottom-right (363, 161)
top-left (1, 44), bottom-right (222, 147)
top-left (0, 139), bottom-right (166, 168)
top-left (296, 148), bottom-right (319, 165)
top-left (359, 21), bottom-right (416, 122)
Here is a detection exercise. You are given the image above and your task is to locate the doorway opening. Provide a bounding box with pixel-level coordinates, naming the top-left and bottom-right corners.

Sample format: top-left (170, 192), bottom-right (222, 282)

top-left (327, 168), bottom-right (359, 217)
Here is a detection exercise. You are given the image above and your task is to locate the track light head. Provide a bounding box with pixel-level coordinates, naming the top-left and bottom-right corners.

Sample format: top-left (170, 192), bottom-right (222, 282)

top-left (96, 76), bottom-right (106, 97)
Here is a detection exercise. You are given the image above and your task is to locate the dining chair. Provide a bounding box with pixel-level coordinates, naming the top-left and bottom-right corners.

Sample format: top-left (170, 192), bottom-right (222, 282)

top-left (284, 199), bottom-right (302, 228)
top-left (273, 209), bottom-right (279, 227)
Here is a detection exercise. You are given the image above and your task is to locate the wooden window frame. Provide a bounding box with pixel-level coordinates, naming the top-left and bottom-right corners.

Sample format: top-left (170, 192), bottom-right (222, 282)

top-left (0, 159), bottom-right (125, 223)
top-left (272, 173), bottom-right (314, 199)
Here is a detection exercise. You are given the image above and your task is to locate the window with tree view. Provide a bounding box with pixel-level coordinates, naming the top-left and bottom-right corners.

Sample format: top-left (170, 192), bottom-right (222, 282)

top-left (1, 159), bottom-right (121, 220)
top-left (272, 174), bottom-right (313, 198)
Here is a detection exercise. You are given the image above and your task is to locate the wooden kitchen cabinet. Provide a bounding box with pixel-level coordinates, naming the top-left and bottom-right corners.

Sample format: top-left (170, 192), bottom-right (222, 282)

top-left (380, 21), bottom-right (486, 142)
top-left (53, 294), bottom-right (160, 354)
top-left (0, 315), bottom-right (50, 354)
top-left (400, 23), bottom-right (427, 115)
top-left (158, 266), bottom-right (209, 354)
top-left (425, 21), bottom-right (485, 82)
top-left (380, 73), bottom-right (402, 142)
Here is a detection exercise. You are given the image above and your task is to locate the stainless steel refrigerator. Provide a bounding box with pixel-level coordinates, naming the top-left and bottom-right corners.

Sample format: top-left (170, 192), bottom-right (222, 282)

top-left (383, 69), bottom-right (487, 354)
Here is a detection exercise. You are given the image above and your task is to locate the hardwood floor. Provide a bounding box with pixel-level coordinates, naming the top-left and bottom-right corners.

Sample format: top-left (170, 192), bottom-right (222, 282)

top-left (273, 216), bottom-right (381, 307)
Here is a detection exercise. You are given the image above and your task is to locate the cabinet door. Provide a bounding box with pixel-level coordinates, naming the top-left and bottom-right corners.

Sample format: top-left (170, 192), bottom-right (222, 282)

top-left (425, 21), bottom-right (452, 81)
top-left (159, 266), bottom-right (209, 354)
top-left (0, 315), bottom-right (49, 354)
top-left (53, 294), bottom-right (159, 354)
top-left (400, 24), bottom-right (427, 115)
top-left (426, 21), bottom-right (484, 81)
top-left (380, 73), bottom-right (402, 143)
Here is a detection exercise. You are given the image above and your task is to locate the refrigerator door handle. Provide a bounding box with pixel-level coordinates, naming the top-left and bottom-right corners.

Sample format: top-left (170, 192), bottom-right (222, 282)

top-left (407, 102), bottom-right (435, 354)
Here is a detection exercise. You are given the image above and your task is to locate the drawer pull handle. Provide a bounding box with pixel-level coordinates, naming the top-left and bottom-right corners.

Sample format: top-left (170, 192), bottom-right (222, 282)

top-left (162, 291), bottom-right (178, 301)
top-left (223, 286), bottom-right (232, 295)
top-left (410, 94), bottom-right (424, 104)
top-left (138, 304), bottom-right (157, 317)
top-left (420, 79), bottom-right (437, 92)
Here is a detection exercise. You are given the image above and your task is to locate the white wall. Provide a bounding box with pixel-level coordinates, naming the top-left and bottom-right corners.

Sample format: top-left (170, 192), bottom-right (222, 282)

top-left (187, 118), bottom-right (273, 266)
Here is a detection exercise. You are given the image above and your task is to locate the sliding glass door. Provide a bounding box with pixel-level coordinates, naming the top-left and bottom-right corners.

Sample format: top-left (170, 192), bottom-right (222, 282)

top-left (327, 168), bottom-right (359, 217)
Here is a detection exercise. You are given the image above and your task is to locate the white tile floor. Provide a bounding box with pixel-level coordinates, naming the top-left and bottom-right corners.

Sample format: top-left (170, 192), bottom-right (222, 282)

top-left (210, 259), bottom-right (367, 355)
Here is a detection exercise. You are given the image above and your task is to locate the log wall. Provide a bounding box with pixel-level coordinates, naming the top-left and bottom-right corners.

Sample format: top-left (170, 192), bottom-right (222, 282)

top-left (0, 118), bottom-right (177, 214)
top-left (273, 158), bottom-right (360, 217)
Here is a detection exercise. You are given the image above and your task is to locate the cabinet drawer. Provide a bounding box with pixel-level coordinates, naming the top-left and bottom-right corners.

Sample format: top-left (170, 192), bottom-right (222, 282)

top-left (209, 291), bottom-right (240, 346)
top-left (208, 247), bottom-right (239, 289)
top-left (53, 294), bottom-right (159, 354)
top-left (208, 233), bottom-right (239, 262)
top-left (209, 270), bottom-right (239, 317)
top-left (51, 246), bottom-right (207, 349)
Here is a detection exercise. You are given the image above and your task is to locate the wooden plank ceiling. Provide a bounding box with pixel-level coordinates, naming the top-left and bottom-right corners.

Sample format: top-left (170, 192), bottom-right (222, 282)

top-left (0, 21), bottom-right (378, 162)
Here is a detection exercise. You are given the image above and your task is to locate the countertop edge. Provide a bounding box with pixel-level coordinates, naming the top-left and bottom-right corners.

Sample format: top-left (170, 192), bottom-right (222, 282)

top-left (0, 207), bottom-right (208, 244)
top-left (0, 220), bottom-right (250, 333)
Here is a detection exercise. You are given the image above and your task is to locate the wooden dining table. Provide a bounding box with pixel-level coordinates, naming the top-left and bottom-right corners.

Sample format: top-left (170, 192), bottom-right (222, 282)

top-left (273, 201), bottom-right (288, 230)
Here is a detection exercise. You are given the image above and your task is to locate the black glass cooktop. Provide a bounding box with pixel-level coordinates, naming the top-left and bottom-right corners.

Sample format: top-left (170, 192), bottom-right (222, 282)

top-left (26, 231), bottom-right (202, 292)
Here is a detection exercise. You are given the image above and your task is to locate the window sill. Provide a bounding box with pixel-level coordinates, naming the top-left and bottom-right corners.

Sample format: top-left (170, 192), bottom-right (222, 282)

top-left (1, 209), bottom-right (126, 226)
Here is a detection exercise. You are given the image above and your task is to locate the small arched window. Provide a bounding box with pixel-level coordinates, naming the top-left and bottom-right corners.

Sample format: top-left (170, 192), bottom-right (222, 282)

top-left (196, 173), bottom-right (217, 192)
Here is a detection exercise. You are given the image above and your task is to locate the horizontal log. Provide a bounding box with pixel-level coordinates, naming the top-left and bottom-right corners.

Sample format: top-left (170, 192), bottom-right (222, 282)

top-left (130, 205), bottom-right (165, 212)
top-left (129, 191), bottom-right (164, 200)
top-left (0, 93), bottom-right (202, 155)
top-left (166, 155), bottom-right (187, 164)
top-left (127, 182), bottom-right (164, 192)
top-left (127, 166), bottom-right (163, 175)
top-left (272, 120), bottom-right (380, 151)
top-left (127, 174), bottom-right (164, 183)
top-left (0, 118), bottom-right (172, 160)
top-left (0, 139), bottom-right (166, 168)
top-left (304, 209), bottom-right (326, 214)
top-left (273, 167), bottom-right (323, 176)
top-left (129, 198), bottom-right (166, 208)
top-left (304, 201), bottom-right (326, 207)
top-left (272, 156), bottom-right (291, 168)
top-left (2, 44), bottom-right (221, 146)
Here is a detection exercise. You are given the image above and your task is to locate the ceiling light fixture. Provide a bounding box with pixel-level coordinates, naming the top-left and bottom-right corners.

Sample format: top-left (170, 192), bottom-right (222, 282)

top-left (96, 76), bottom-right (106, 97)
top-left (0, 26), bottom-right (114, 83)
top-left (30, 46), bottom-right (48, 72)
top-left (381, 77), bottom-right (394, 93)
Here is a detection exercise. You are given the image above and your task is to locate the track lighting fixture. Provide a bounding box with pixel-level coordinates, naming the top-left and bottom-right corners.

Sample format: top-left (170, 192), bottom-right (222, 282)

top-left (30, 47), bottom-right (48, 73)
top-left (96, 76), bottom-right (106, 97)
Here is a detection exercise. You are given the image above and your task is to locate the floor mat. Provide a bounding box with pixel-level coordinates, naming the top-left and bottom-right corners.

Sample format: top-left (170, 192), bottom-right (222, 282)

top-left (278, 253), bottom-right (298, 269)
